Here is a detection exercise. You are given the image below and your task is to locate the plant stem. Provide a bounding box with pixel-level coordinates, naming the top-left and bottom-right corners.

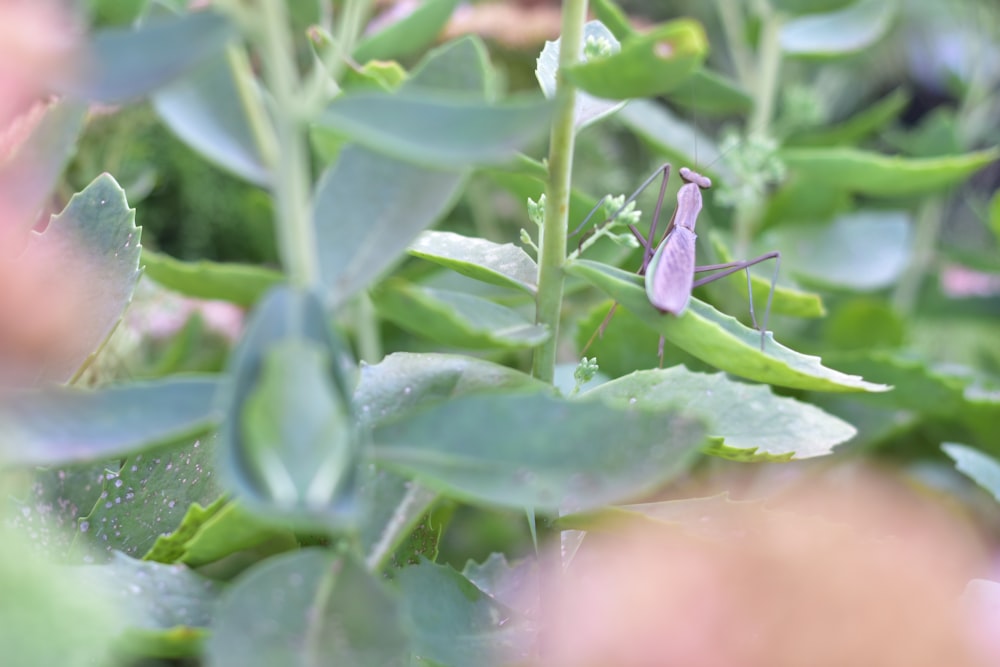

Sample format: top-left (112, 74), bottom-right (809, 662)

top-left (892, 198), bottom-right (944, 315)
top-left (532, 0), bottom-right (588, 383)
top-left (225, 45), bottom-right (279, 169)
top-left (329, 0), bottom-right (372, 82)
top-left (717, 1), bottom-right (751, 87)
top-left (364, 483), bottom-right (435, 571)
top-left (256, 0), bottom-right (320, 289)
top-left (355, 293), bottom-right (382, 363)
top-left (734, 6), bottom-right (782, 259)
top-left (749, 9), bottom-right (782, 137)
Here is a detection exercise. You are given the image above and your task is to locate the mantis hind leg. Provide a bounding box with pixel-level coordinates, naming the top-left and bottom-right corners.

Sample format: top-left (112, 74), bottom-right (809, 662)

top-left (691, 251), bottom-right (782, 350)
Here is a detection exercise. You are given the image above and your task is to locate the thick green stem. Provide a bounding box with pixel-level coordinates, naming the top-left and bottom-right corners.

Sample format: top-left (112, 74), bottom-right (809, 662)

top-left (532, 0), bottom-right (588, 383)
top-left (257, 0), bottom-right (320, 289)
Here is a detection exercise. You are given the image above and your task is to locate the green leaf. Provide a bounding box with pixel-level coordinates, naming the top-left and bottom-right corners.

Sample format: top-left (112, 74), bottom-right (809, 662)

top-left (78, 552), bottom-right (221, 658)
top-left (206, 550), bottom-right (409, 667)
top-left (316, 38), bottom-right (493, 305)
top-left (669, 68), bottom-right (754, 115)
top-left (944, 443), bottom-right (1000, 504)
top-left (485, 158), bottom-right (599, 235)
top-left (406, 36), bottom-right (495, 96)
top-left (409, 230), bottom-right (538, 294)
top-left (315, 146), bottom-right (466, 306)
top-left (143, 497), bottom-right (228, 563)
top-left (779, 146), bottom-right (1000, 196)
top-left (362, 470), bottom-right (439, 570)
top-left (575, 300), bottom-right (683, 377)
top-left (168, 501), bottom-right (297, 567)
top-left (2, 173), bottom-right (142, 383)
top-left (390, 502), bottom-right (453, 568)
top-left (372, 279), bottom-right (549, 350)
top-left (76, 436), bottom-right (223, 560)
top-left (141, 249), bottom-right (282, 307)
top-left (11, 434), bottom-right (224, 563)
top-left (86, 0), bottom-right (146, 25)
top-left (341, 60), bottom-right (408, 93)
top-left (709, 233), bottom-right (825, 318)
top-left (990, 190), bottom-right (1000, 243)
top-left (618, 99), bottom-right (720, 178)
top-left (823, 298), bottom-right (906, 351)
top-left (0, 378), bottom-right (218, 466)
top-left (218, 287), bottom-right (361, 528)
top-left (785, 88), bottom-right (909, 147)
top-left (760, 174), bottom-right (851, 227)
top-left (315, 91), bottom-right (552, 168)
top-left (240, 341), bottom-right (355, 510)
top-left (772, 0), bottom-right (855, 12)
top-left (373, 393), bottom-right (707, 511)
top-left (397, 560), bottom-right (530, 666)
top-left (566, 259), bottom-right (889, 392)
top-left (462, 553), bottom-right (538, 618)
top-left (884, 108), bottom-right (964, 158)
top-left (353, 352), bottom-right (551, 428)
top-left (354, 0), bottom-right (462, 62)
top-left (11, 459), bottom-right (110, 559)
top-left (591, 0), bottom-right (636, 41)
top-left (780, 0), bottom-right (898, 56)
top-left (0, 528), bottom-right (121, 666)
top-left (564, 19), bottom-right (708, 100)
top-left (536, 21), bottom-right (626, 129)
top-left (584, 367), bottom-right (856, 460)
top-left (777, 210), bottom-right (912, 290)
top-left (153, 49), bottom-right (268, 186)
top-left (58, 11), bottom-right (234, 103)
top-left (824, 352), bottom-right (1000, 445)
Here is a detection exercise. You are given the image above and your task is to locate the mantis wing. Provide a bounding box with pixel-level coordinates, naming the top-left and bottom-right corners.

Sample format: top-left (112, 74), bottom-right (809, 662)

top-left (645, 226), bottom-right (696, 315)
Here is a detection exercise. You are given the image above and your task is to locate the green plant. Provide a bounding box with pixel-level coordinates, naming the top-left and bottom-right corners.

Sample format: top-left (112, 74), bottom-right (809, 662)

top-left (2, 0), bottom-right (999, 665)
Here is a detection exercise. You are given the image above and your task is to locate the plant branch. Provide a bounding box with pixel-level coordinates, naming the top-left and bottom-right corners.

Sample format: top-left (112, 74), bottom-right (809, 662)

top-left (532, 0), bottom-right (588, 383)
top-left (717, 1), bottom-right (752, 87)
top-left (329, 0), bottom-right (373, 82)
top-left (734, 6), bottom-right (783, 259)
top-left (892, 198), bottom-right (944, 315)
top-left (225, 44), bottom-right (279, 169)
top-left (256, 0), bottom-right (320, 289)
top-left (749, 9), bottom-right (782, 136)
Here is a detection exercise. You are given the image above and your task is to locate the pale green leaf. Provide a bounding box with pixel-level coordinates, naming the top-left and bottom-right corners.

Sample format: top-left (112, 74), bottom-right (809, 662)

top-left (141, 249), bottom-right (282, 307)
top-left (0, 378), bottom-right (218, 466)
top-left (372, 279), bottom-right (549, 349)
top-left (409, 230), bottom-right (538, 294)
top-left (584, 367), bottom-right (856, 460)
top-left (780, 146), bottom-right (1000, 196)
top-left (944, 443), bottom-right (1000, 504)
top-left (564, 19), bottom-right (708, 100)
top-left (373, 393), bottom-right (707, 511)
top-left (206, 550), bottom-right (409, 667)
top-left (566, 259), bottom-right (889, 392)
top-left (780, 0), bottom-right (897, 56)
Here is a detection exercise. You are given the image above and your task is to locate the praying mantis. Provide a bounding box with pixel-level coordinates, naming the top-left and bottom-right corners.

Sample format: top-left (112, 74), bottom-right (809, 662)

top-left (579, 162), bottom-right (781, 362)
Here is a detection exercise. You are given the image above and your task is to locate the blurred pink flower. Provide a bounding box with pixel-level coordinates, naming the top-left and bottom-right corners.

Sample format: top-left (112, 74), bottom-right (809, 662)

top-left (0, 0), bottom-right (80, 128)
top-left (522, 468), bottom-right (991, 667)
